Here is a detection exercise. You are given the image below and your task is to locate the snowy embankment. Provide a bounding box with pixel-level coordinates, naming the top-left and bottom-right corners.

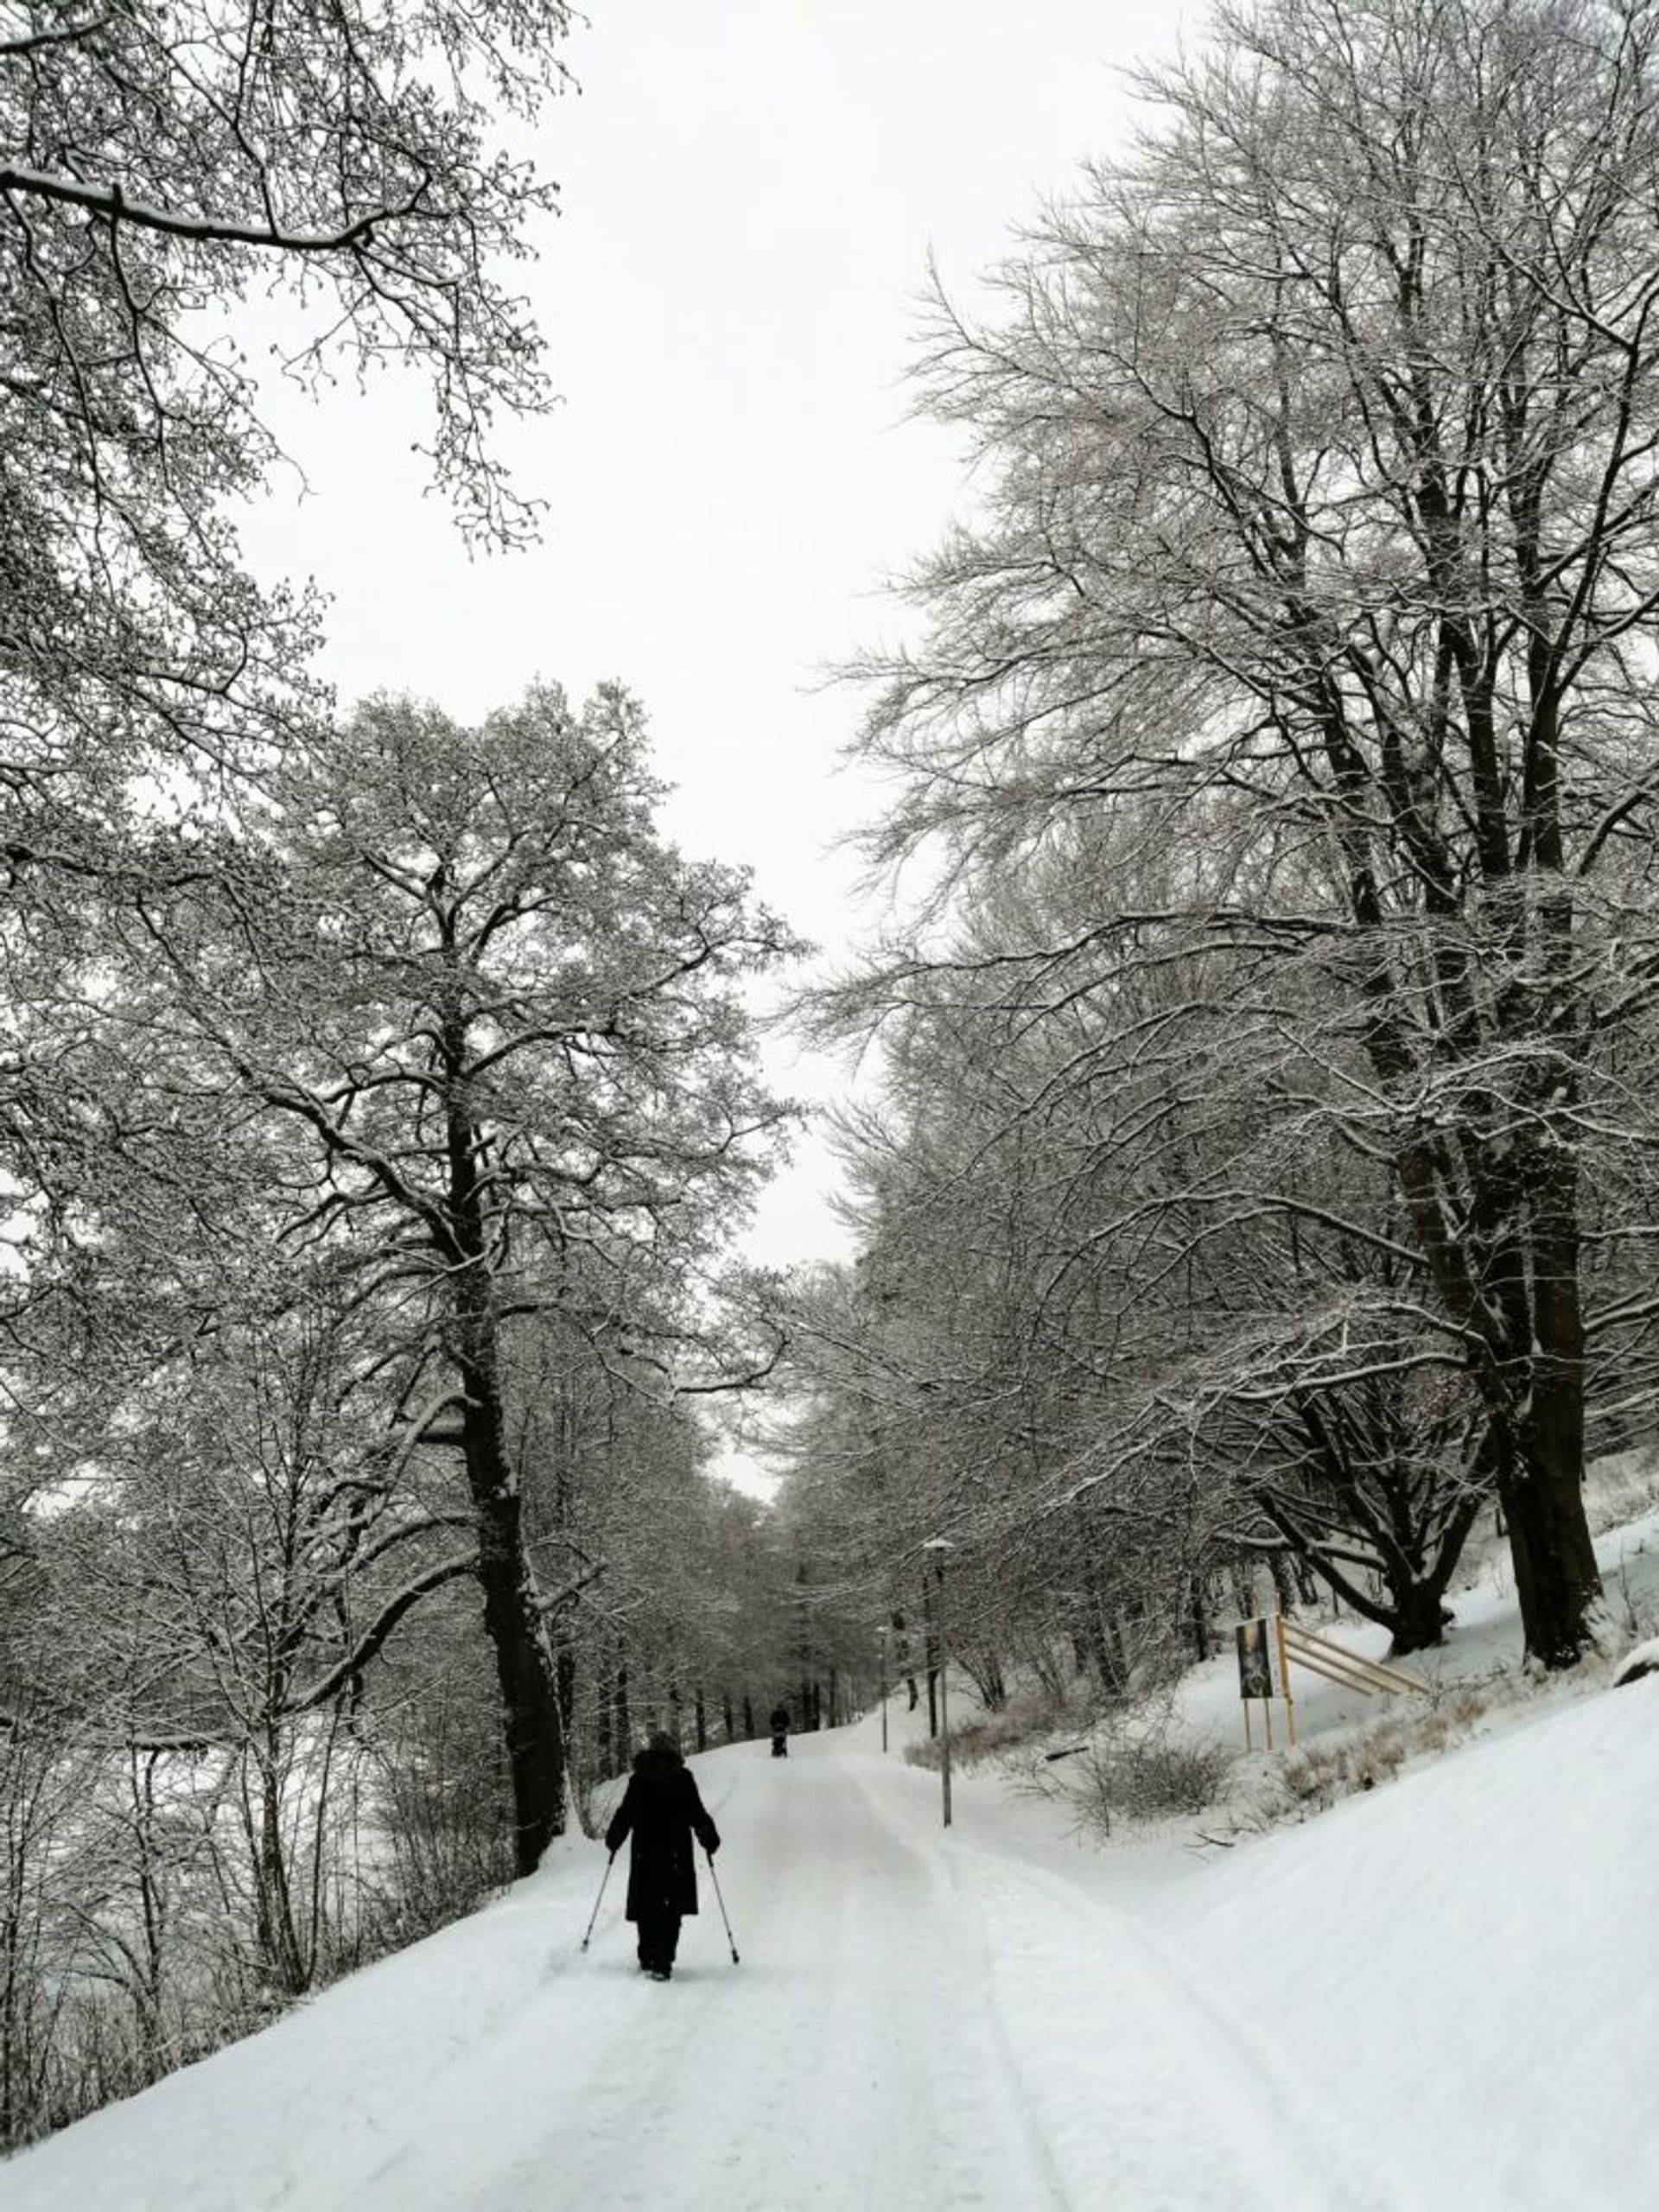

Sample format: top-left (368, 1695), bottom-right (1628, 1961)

top-left (5, 1660), bottom-right (1655, 2211)
top-left (1170, 1478), bottom-right (1659, 1758)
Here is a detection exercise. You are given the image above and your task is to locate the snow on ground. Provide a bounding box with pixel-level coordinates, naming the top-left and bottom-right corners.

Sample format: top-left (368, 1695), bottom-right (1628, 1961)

top-left (1178, 1677), bottom-right (1657, 2212)
top-left (6, 1646), bottom-right (1656, 2211)
top-left (1170, 1484), bottom-right (1659, 1761)
top-left (10, 1462), bottom-right (1657, 2209)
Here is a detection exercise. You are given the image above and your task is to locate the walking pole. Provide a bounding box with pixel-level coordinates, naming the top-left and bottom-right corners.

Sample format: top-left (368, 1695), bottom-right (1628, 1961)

top-left (580, 1852), bottom-right (616, 1953)
top-left (704, 1848), bottom-right (740, 1965)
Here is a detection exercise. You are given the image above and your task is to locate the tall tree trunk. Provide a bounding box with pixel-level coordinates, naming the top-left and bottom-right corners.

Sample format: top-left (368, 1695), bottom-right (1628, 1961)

top-left (1188, 1575), bottom-right (1211, 1663)
top-left (454, 1283), bottom-right (566, 1871)
top-left (1267, 1551), bottom-right (1296, 1618)
top-left (253, 1751), bottom-right (307, 1994)
top-left (1498, 1401), bottom-right (1601, 1669)
top-left (465, 1388), bottom-right (568, 1872)
top-left (596, 1655), bottom-right (613, 1779)
top-left (613, 1662), bottom-right (632, 1769)
top-left (1504, 595), bottom-right (1602, 1666)
top-left (447, 1031), bottom-right (567, 1872)
top-left (1510, 1122), bottom-right (1600, 1663)
top-left (556, 1643), bottom-right (575, 1737)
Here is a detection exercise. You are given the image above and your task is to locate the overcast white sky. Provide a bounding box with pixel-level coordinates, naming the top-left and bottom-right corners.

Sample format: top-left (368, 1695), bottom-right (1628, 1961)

top-left (241, 0), bottom-right (1191, 1295)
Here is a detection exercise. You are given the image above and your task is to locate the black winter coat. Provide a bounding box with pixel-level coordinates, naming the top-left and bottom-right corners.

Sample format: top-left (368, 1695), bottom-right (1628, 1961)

top-left (604, 1743), bottom-right (720, 1921)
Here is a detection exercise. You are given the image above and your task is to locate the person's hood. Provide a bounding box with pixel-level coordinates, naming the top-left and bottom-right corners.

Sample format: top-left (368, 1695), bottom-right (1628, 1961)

top-left (632, 1740), bottom-right (685, 1778)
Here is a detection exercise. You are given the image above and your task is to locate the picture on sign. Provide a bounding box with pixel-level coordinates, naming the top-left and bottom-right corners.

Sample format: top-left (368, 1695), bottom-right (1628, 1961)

top-left (1235, 1617), bottom-right (1283, 1700)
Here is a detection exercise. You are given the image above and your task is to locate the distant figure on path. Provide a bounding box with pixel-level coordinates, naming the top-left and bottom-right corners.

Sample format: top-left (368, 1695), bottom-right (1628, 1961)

top-left (769, 1703), bottom-right (790, 1758)
top-left (604, 1732), bottom-right (720, 1980)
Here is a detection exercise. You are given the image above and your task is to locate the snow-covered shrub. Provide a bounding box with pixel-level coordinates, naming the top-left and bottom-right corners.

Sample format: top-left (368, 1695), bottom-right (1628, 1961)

top-left (1584, 1445), bottom-right (1659, 1537)
top-left (1605, 1548), bottom-right (1659, 1651)
top-left (1281, 1723), bottom-right (1408, 1811)
top-left (361, 1691), bottom-right (514, 1946)
top-left (902, 1715), bottom-right (1020, 1771)
top-left (1067, 1723), bottom-right (1232, 1835)
top-left (901, 1687), bottom-right (1084, 1773)
top-left (0, 1713), bottom-right (92, 2148)
top-left (1272, 1681), bottom-right (1506, 1821)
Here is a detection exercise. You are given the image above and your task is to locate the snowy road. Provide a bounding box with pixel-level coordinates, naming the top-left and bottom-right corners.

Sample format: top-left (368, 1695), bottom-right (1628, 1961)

top-left (10, 1651), bottom-right (1659, 2210)
top-left (3, 1714), bottom-right (1393, 2212)
top-left (302, 1728), bottom-right (1381, 2212)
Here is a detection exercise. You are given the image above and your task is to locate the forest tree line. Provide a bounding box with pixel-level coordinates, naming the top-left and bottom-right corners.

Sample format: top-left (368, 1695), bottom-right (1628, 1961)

top-left (0, 0), bottom-right (879, 2150)
top-left (10, 0), bottom-right (1659, 2158)
top-left (0, 658), bottom-right (864, 2143)
top-left (776, 0), bottom-right (1659, 1696)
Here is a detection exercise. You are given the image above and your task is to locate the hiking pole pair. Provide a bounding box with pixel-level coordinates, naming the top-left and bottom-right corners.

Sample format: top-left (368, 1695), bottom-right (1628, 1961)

top-left (582, 1845), bottom-right (737, 1965)
top-left (580, 1850), bottom-right (616, 1953)
top-left (705, 1847), bottom-right (741, 1965)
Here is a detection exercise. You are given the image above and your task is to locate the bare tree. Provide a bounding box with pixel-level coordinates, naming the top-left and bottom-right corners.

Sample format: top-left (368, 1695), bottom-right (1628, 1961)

top-left (0, 0), bottom-right (570, 819)
top-left (102, 685), bottom-right (794, 1866)
top-left (843, 0), bottom-right (1659, 1666)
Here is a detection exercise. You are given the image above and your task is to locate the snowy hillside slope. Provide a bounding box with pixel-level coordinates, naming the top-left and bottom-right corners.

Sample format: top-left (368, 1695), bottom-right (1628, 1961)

top-left (1167, 1484), bottom-right (1659, 1758)
top-left (1174, 1673), bottom-right (1656, 2211)
top-left (4, 1660), bottom-right (1655, 2212)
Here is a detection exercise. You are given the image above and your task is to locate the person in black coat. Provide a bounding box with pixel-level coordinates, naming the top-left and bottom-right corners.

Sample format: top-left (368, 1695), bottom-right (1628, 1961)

top-left (604, 1732), bottom-right (720, 1980)
top-left (769, 1703), bottom-right (790, 1758)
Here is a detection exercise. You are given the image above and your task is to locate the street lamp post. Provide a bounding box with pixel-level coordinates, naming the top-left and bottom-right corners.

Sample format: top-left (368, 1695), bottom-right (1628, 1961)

top-left (921, 1539), bottom-right (954, 1827)
top-left (877, 1624), bottom-right (889, 1754)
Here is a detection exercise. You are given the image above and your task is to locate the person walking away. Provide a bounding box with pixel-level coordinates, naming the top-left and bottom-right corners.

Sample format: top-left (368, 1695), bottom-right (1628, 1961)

top-left (769, 1704), bottom-right (790, 1758)
top-left (604, 1732), bottom-right (720, 1980)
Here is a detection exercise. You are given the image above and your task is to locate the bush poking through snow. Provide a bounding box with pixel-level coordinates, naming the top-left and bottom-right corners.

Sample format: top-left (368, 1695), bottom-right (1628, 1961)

top-left (902, 1689), bottom-right (1083, 1773)
top-left (1265, 1682), bottom-right (1503, 1821)
top-left (1066, 1728), bottom-right (1233, 1834)
top-left (1281, 1725), bottom-right (1408, 1809)
top-left (911, 1684), bottom-right (1235, 1835)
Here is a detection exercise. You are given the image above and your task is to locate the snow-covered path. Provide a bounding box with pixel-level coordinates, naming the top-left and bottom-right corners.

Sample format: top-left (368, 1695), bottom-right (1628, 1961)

top-left (368, 1737), bottom-right (1080, 2212)
top-left (11, 1468), bottom-right (1659, 2209)
top-left (6, 1721), bottom-right (1395, 2212)
top-left (351, 1732), bottom-right (1372, 2212)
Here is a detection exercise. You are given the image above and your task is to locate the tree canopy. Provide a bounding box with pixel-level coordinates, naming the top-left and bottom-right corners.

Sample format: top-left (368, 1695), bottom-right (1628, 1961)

top-left (0, 0), bottom-right (570, 816)
top-left (804, 0), bottom-right (1659, 1670)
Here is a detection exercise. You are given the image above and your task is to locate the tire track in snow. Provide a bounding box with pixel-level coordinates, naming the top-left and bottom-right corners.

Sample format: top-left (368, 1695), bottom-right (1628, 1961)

top-left (862, 1770), bottom-right (1394, 2212)
top-left (234, 1732), bottom-right (1392, 2211)
top-left (324, 1738), bottom-right (1070, 2209)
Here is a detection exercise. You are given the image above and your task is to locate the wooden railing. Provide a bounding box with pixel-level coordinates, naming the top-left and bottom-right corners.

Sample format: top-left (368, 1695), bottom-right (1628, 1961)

top-left (1278, 1618), bottom-right (1429, 1704)
top-left (1235, 1613), bottom-right (1428, 1749)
